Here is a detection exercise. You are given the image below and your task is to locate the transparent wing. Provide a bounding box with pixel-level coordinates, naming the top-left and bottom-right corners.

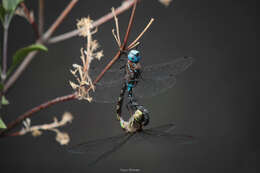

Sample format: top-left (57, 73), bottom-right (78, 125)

top-left (90, 80), bottom-right (123, 103)
top-left (141, 56), bottom-right (193, 80)
top-left (67, 123), bottom-right (193, 166)
top-left (89, 57), bottom-right (126, 82)
top-left (90, 57), bottom-right (193, 103)
top-left (68, 133), bottom-right (127, 154)
top-left (136, 123), bottom-right (194, 144)
top-left (68, 133), bottom-right (133, 166)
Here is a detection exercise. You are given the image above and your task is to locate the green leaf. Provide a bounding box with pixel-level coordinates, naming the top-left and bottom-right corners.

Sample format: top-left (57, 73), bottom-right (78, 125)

top-left (2, 0), bottom-right (23, 12)
top-left (0, 83), bottom-right (3, 91)
top-left (1, 95), bottom-right (9, 105)
top-left (0, 117), bottom-right (7, 129)
top-left (0, 5), bottom-right (5, 23)
top-left (7, 44), bottom-right (48, 76)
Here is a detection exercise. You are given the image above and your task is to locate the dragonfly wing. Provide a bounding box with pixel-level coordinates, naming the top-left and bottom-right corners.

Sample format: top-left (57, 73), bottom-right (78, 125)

top-left (89, 58), bottom-right (126, 82)
top-left (90, 79), bottom-right (123, 103)
top-left (142, 56), bottom-right (193, 79)
top-left (67, 133), bottom-right (133, 166)
top-left (137, 123), bottom-right (193, 144)
top-left (133, 76), bottom-right (177, 99)
top-left (89, 134), bottom-right (133, 166)
top-left (132, 56), bottom-right (193, 98)
top-left (67, 133), bottom-right (127, 154)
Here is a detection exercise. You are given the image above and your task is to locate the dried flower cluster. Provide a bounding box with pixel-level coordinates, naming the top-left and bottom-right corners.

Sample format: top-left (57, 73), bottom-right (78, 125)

top-left (19, 112), bottom-right (73, 145)
top-left (69, 17), bottom-right (103, 102)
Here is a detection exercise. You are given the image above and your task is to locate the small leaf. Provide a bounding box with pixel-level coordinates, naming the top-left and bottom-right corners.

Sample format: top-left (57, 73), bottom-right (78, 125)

top-left (0, 83), bottom-right (3, 91)
top-left (1, 95), bottom-right (9, 105)
top-left (2, 0), bottom-right (23, 12)
top-left (0, 117), bottom-right (7, 129)
top-left (7, 44), bottom-right (48, 76)
top-left (0, 5), bottom-right (6, 23)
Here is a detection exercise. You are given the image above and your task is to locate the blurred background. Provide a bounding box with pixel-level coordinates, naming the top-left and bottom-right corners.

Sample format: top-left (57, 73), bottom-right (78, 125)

top-left (0, 0), bottom-right (257, 172)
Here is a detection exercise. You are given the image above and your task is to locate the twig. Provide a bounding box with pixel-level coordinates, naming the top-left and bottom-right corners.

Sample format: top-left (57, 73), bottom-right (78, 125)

top-left (20, 2), bottom-right (39, 38)
top-left (42, 0), bottom-right (78, 41)
top-left (127, 18), bottom-right (154, 50)
top-left (3, 50), bottom-right (38, 92)
top-left (1, 23), bottom-right (9, 81)
top-left (48, 0), bottom-right (137, 44)
top-left (112, 7), bottom-right (121, 47)
top-left (38, 0), bottom-right (45, 36)
top-left (0, 0), bottom-right (139, 137)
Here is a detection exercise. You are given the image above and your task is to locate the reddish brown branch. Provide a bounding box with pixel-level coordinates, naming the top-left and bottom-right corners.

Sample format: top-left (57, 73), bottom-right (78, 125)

top-left (20, 2), bottom-right (39, 38)
top-left (0, 0), bottom-right (138, 137)
top-left (0, 93), bottom-right (77, 136)
top-left (42, 0), bottom-right (78, 41)
top-left (38, 0), bottom-right (45, 36)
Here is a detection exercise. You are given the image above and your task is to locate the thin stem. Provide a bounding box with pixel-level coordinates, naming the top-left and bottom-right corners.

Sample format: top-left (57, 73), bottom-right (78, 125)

top-left (122, 0), bottom-right (137, 48)
top-left (20, 2), bottom-right (39, 38)
top-left (48, 0), bottom-right (137, 44)
top-left (38, 0), bottom-right (45, 36)
top-left (3, 50), bottom-right (38, 92)
top-left (127, 18), bottom-right (154, 50)
top-left (1, 22), bottom-right (9, 81)
top-left (42, 0), bottom-right (78, 41)
top-left (0, 0), bottom-right (139, 137)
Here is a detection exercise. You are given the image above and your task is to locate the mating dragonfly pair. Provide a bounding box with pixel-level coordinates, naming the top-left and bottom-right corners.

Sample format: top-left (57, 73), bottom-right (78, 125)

top-left (68, 49), bottom-right (194, 166)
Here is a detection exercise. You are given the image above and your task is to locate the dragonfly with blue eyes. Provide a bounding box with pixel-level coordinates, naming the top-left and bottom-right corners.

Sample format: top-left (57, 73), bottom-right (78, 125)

top-left (90, 49), bottom-right (193, 104)
top-left (89, 49), bottom-right (193, 124)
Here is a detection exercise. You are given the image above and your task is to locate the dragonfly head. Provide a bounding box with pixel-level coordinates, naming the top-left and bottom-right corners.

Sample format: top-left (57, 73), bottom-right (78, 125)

top-left (128, 50), bottom-right (141, 63)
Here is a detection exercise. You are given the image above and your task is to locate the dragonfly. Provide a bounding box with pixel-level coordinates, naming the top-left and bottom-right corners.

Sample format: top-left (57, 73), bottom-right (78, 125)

top-left (89, 49), bottom-right (193, 103)
top-left (67, 122), bottom-right (193, 166)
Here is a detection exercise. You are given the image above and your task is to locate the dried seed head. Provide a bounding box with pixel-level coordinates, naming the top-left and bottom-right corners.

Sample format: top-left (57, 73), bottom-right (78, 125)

top-left (96, 51), bottom-right (104, 60)
top-left (77, 17), bottom-right (93, 37)
top-left (32, 129), bottom-right (42, 137)
top-left (62, 112), bottom-right (73, 123)
top-left (55, 130), bottom-right (70, 145)
top-left (70, 16), bottom-right (103, 101)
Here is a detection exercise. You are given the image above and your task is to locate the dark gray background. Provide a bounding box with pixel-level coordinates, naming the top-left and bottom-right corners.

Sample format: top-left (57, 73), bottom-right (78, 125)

top-left (0, 0), bottom-right (258, 172)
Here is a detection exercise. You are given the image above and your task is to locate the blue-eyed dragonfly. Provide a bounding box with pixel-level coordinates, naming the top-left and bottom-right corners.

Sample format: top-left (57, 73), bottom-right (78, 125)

top-left (89, 50), bottom-right (193, 103)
